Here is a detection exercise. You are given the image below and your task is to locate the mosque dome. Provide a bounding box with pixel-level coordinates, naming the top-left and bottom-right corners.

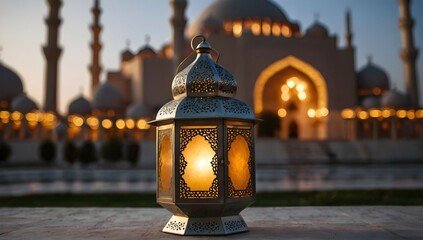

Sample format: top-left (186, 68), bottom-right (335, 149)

top-left (357, 61), bottom-right (390, 91)
top-left (137, 45), bottom-right (156, 58)
top-left (68, 95), bottom-right (92, 116)
top-left (361, 96), bottom-right (381, 109)
top-left (121, 49), bottom-right (134, 62)
top-left (92, 82), bottom-right (123, 112)
top-left (189, 0), bottom-right (290, 36)
top-left (10, 93), bottom-right (38, 114)
top-left (381, 89), bottom-right (408, 108)
top-left (304, 21), bottom-right (329, 38)
top-left (126, 102), bottom-right (150, 119)
top-left (0, 62), bottom-right (24, 102)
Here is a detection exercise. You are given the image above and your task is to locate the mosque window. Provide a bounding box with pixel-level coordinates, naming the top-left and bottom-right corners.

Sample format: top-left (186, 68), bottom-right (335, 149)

top-left (281, 24), bottom-right (291, 37)
top-left (251, 20), bottom-right (261, 36)
top-left (233, 20), bottom-right (243, 38)
top-left (272, 22), bottom-right (281, 36)
top-left (262, 20), bottom-right (271, 36)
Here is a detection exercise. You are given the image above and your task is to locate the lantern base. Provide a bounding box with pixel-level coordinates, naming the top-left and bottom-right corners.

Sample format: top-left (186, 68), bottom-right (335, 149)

top-left (162, 214), bottom-right (249, 235)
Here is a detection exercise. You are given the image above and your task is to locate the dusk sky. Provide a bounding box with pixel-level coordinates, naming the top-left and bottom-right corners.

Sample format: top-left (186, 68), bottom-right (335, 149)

top-left (1, 0), bottom-right (422, 114)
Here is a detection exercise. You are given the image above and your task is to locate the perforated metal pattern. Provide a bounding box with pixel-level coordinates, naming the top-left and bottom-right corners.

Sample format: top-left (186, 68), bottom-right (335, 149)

top-left (172, 63), bottom-right (192, 99)
top-left (186, 221), bottom-right (220, 233)
top-left (157, 99), bottom-right (181, 118)
top-left (227, 127), bottom-right (254, 198)
top-left (222, 98), bottom-right (252, 115)
top-left (179, 127), bottom-right (219, 199)
top-left (180, 97), bottom-right (218, 114)
top-left (186, 57), bottom-right (216, 95)
top-left (215, 64), bottom-right (237, 97)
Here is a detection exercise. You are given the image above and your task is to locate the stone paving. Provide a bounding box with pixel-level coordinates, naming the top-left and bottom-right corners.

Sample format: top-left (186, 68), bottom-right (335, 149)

top-left (1, 207), bottom-right (422, 239)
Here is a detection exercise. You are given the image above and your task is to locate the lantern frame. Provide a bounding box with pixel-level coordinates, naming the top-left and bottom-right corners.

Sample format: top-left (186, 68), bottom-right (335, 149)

top-left (150, 36), bottom-right (259, 235)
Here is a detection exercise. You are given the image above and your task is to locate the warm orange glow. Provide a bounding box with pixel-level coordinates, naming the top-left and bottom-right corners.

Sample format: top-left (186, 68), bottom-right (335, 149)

top-left (341, 109), bottom-right (355, 119)
top-left (102, 119), bottom-right (113, 129)
top-left (228, 135), bottom-right (250, 190)
top-left (182, 135), bottom-right (216, 191)
top-left (126, 119), bottom-right (135, 129)
top-left (281, 93), bottom-right (290, 101)
top-left (159, 134), bottom-right (172, 191)
top-left (25, 113), bottom-right (37, 122)
top-left (262, 21), bottom-right (271, 36)
top-left (251, 21), bottom-right (261, 35)
top-left (358, 110), bottom-right (369, 120)
top-left (407, 110), bottom-right (415, 120)
top-left (11, 111), bottom-right (22, 121)
top-left (287, 79), bottom-right (295, 88)
top-left (281, 24), bottom-right (291, 37)
top-left (416, 109), bottom-right (423, 118)
top-left (281, 84), bottom-right (289, 93)
top-left (369, 109), bottom-right (382, 118)
top-left (224, 21), bottom-right (233, 32)
top-left (396, 110), bottom-right (407, 119)
top-left (319, 108), bottom-right (329, 117)
top-left (296, 83), bottom-right (305, 92)
top-left (272, 23), bottom-right (281, 36)
top-left (233, 22), bottom-right (243, 38)
top-left (278, 108), bottom-right (287, 118)
top-left (254, 56), bottom-right (328, 114)
top-left (0, 111), bottom-right (10, 119)
top-left (307, 109), bottom-right (316, 118)
top-left (116, 119), bottom-right (125, 129)
top-left (298, 91), bottom-right (307, 101)
top-left (137, 119), bottom-right (149, 129)
top-left (73, 116), bottom-right (84, 127)
top-left (381, 109), bottom-right (392, 118)
top-left (86, 117), bottom-right (99, 129)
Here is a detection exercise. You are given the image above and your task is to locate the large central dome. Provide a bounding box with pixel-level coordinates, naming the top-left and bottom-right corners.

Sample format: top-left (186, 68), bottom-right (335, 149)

top-left (189, 0), bottom-right (291, 37)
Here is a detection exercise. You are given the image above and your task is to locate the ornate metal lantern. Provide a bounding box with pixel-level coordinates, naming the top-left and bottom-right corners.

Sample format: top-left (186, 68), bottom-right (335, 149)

top-left (149, 36), bottom-right (258, 236)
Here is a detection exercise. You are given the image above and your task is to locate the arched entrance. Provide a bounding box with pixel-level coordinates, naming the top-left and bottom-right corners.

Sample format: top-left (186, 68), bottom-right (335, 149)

top-left (254, 56), bottom-right (328, 139)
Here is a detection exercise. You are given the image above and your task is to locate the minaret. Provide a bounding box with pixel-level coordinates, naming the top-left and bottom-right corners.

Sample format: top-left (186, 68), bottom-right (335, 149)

top-left (170, 0), bottom-right (187, 73)
top-left (345, 9), bottom-right (353, 49)
top-left (89, 0), bottom-right (102, 94)
top-left (398, 0), bottom-right (419, 107)
top-left (43, 0), bottom-right (62, 113)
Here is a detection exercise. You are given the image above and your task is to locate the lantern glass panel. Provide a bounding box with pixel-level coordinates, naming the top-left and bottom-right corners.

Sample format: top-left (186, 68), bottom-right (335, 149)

top-left (182, 135), bottom-right (215, 191)
top-left (228, 135), bottom-right (251, 190)
top-left (180, 126), bottom-right (219, 198)
top-left (158, 125), bottom-right (173, 196)
top-left (227, 127), bottom-right (254, 198)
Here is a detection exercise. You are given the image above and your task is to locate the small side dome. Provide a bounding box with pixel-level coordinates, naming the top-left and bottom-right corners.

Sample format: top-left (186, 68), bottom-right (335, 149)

top-left (68, 95), bottom-right (92, 116)
top-left (10, 93), bottom-right (38, 114)
top-left (121, 49), bottom-right (134, 62)
top-left (361, 96), bottom-right (381, 109)
top-left (126, 102), bottom-right (150, 119)
top-left (381, 89), bottom-right (408, 108)
top-left (0, 62), bottom-right (24, 102)
top-left (304, 21), bottom-right (329, 38)
top-left (137, 45), bottom-right (156, 58)
top-left (357, 60), bottom-right (390, 91)
top-left (93, 82), bottom-right (123, 112)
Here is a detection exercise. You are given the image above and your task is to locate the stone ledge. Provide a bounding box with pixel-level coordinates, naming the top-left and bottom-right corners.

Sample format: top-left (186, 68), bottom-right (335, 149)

top-left (1, 207), bottom-right (422, 239)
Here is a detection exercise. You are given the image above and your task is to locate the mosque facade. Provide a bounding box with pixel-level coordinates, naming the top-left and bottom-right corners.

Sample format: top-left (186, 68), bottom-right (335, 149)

top-left (0, 0), bottom-right (421, 146)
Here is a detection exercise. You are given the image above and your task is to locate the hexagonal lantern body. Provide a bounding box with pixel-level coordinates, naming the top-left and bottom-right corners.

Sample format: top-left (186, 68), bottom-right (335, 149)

top-left (149, 37), bottom-right (258, 236)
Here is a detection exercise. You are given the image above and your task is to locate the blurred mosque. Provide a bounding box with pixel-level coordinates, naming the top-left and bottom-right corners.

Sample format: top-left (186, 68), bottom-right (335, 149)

top-left (0, 0), bottom-right (421, 147)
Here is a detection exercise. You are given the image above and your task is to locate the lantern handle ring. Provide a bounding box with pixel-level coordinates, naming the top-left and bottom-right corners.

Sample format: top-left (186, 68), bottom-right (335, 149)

top-left (190, 35), bottom-right (220, 63)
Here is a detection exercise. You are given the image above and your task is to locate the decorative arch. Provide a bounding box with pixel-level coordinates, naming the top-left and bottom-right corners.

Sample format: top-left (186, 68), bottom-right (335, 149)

top-left (254, 55), bottom-right (328, 114)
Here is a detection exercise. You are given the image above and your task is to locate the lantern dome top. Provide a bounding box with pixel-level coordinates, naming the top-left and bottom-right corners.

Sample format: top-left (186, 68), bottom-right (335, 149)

top-left (153, 36), bottom-right (256, 123)
top-left (172, 36), bottom-right (237, 100)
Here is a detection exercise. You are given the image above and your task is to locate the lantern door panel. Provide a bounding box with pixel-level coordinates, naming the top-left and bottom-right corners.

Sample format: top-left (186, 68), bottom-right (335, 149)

top-left (225, 125), bottom-right (255, 199)
top-left (177, 126), bottom-right (221, 200)
top-left (157, 125), bottom-right (174, 201)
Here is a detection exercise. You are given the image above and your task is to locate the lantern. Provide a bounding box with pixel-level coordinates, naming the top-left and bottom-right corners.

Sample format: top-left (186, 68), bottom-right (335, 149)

top-left (149, 36), bottom-right (258, 235)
